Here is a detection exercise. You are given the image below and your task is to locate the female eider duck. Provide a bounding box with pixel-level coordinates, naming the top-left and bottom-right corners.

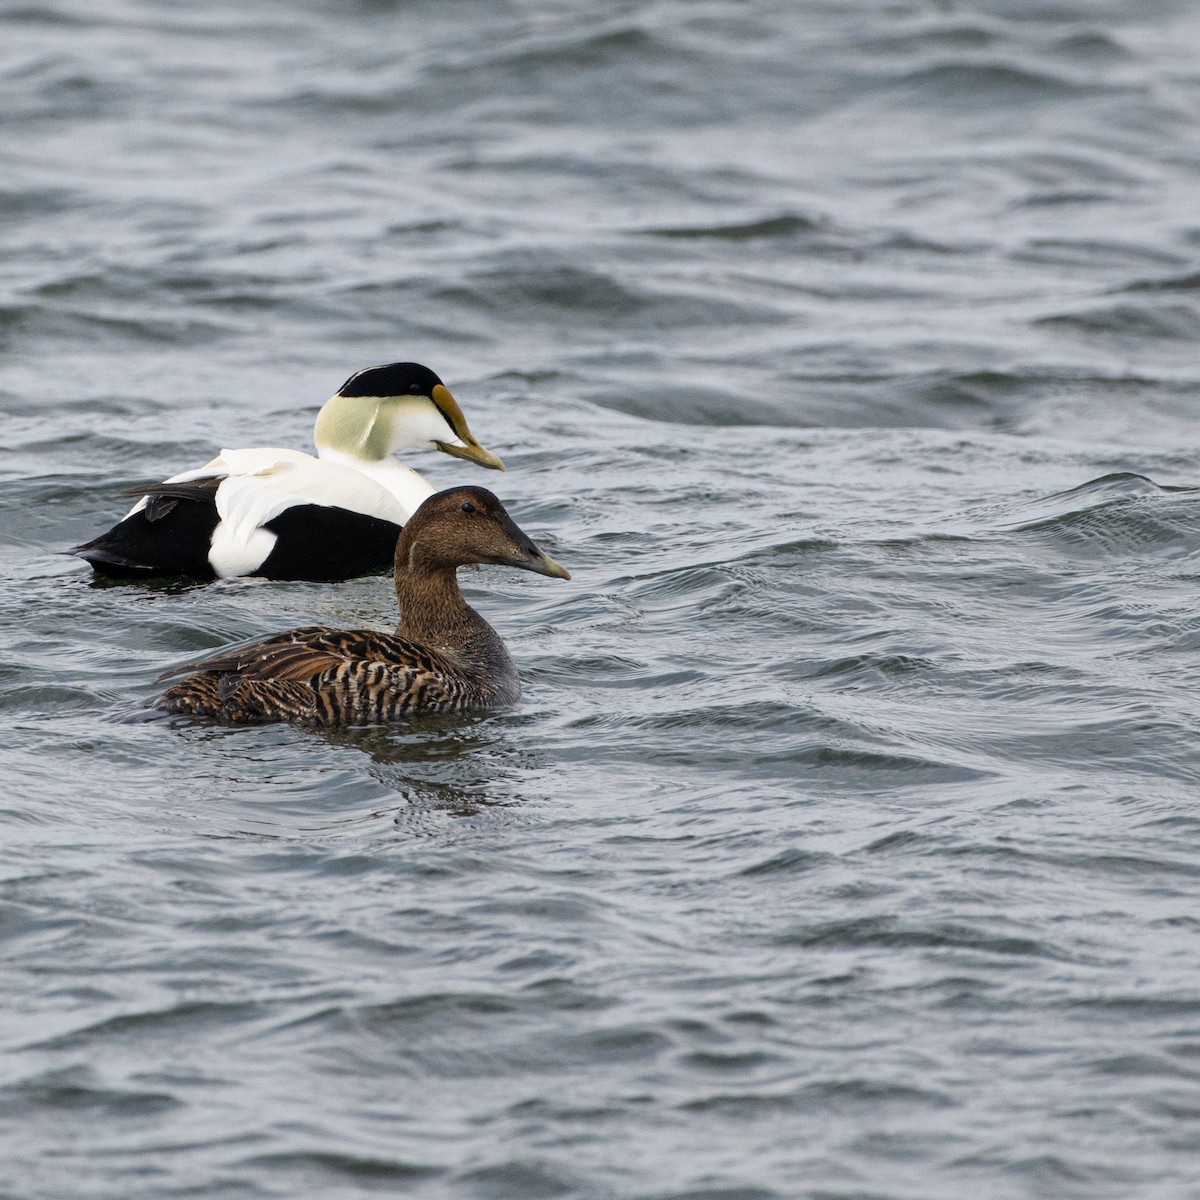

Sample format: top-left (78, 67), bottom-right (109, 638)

top-left (157, 486), bottom-right (570, 724)
top-left (73, 362), bottom-right (505, 582)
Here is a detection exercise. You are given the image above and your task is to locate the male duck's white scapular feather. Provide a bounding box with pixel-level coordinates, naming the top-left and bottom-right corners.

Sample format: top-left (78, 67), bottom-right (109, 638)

top-left (73, 362), bottom-right (505, 582)
top-left (202, 455), bottom-right (417, 578)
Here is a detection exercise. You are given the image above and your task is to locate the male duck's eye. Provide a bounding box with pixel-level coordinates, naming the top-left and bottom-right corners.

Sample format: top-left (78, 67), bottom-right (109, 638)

top-left (461, 502), bottom-right (476, 514)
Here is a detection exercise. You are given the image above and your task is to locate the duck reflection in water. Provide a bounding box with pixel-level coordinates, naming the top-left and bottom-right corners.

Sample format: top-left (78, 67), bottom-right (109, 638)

top-left (323, 713), bottom-right (546, 820)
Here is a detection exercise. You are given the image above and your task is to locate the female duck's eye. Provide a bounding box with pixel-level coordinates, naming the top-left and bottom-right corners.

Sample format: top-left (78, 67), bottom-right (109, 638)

top-left (461, 502), bottom-right (476, 514)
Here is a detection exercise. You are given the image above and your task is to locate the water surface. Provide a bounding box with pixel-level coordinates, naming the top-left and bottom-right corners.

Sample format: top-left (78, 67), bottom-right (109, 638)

top-left (5, 2), bottom-right (1200, 1197)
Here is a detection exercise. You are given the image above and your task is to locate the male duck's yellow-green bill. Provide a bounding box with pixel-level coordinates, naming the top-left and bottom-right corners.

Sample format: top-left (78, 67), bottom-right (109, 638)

top-left (431, 383), bottom-right (506, 470)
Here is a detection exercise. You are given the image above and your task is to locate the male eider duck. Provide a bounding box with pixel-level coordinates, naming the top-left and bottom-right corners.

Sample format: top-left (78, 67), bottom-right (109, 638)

top-left (158, 486), bottom-right (570, 724)
top-left (73, 362), bottom-right (505, 582)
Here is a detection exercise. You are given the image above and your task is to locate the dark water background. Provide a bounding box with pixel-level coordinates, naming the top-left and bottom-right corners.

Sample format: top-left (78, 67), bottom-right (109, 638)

top-left (6, 1), bottom-right (1200, 1196)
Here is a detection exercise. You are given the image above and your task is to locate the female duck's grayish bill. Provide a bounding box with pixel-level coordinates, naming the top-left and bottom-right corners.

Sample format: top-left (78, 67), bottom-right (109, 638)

top-left (157, 486), bottom-right (570, 725)
top-left (72, 362), bottom-right (505, 583)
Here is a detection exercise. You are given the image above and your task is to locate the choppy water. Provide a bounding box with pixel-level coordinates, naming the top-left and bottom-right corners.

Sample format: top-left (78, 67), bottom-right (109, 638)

top-left (6, 1), bottom-right (1200, 1196)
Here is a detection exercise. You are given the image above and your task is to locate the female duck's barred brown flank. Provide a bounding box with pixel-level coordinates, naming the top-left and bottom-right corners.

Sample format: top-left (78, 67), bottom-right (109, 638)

top-left (157, 486), bottom-right (570, 724)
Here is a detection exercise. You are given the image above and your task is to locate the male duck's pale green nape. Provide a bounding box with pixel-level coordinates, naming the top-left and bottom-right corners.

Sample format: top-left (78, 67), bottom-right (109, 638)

top-left (314, 362), bottom-right (505, 469)
top-left (157, 486), bottom-right (570, 725)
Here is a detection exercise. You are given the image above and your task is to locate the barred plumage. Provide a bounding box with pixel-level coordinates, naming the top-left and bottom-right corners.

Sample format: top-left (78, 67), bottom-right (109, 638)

top-left (157, 487), bottom-right (570, 726)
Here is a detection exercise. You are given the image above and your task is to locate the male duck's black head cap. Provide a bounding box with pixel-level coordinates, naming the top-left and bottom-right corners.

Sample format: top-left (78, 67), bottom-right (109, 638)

top-left (337, 362), bottom-right (446, 399)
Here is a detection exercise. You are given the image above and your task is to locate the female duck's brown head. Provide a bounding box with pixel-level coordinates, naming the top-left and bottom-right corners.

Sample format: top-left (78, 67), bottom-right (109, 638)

top-left (395, 486), bottom-right (571, 581)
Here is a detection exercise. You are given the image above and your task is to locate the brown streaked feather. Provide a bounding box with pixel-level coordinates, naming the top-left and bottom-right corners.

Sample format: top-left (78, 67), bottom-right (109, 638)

top-left (155, 626), bottom-right (340, 682)
top-left (159, 627), bottom-right (467, 724)
top-left (211, 639), bottom-right (348, 685)
top-left (215, 678), bottom-right (322, 722)
top-left (159, 628), bottom-right (444, 684)
top-left (161, 673), bottom-right (319, 722)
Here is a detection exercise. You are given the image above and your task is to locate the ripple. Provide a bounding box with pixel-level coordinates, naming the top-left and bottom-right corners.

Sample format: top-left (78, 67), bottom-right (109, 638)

top-left (1049, 31), bottom-right (1135, 66)
top-left (1001, 472), bottom-right (1200, 558)
top-left (1034, 301), bottom-right (1200, 343)
top-left (28, 1000), bottom-right (265, 1051)
top-left (238, 1149), bottom-right (442, 1184)
top-left (777, 917), bottom-right (1064, 961)
top-left (433, 261), bottom-right (782, 332)
top-left (642, 213), bottom-right (829, 242)
top-left (684, 1076), bottom-right (952, 1116)
top-left (1, 1069), bottom-right (181, 1118)
top-left (454, 1159), bottom-right (578, 1200)
top-left (1122, 270), bottom-right (1200, 293)
top-left (737, 847), bottom-right (832, 878)
top-left (897, 60), bottom-right (1115, 107)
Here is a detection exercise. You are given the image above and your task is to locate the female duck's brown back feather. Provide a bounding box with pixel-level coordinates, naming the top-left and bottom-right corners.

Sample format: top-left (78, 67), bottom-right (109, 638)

top-left (159, 625), bottom-right (512, 723)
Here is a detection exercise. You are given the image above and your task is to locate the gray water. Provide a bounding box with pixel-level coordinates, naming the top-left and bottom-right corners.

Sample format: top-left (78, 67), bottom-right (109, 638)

top-left (5, 1), bottom-right (1200, 1196)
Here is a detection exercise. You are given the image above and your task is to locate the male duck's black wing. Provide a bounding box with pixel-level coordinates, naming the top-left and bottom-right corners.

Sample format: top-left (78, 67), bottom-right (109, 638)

top-left (72, 478), bottom-right (225, 578)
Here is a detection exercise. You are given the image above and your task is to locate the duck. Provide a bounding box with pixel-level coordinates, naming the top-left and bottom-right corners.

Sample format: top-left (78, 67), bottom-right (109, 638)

top-left (72, 362), bottom-right (505, 582)
top-left (157, 486), bottom-right (570, 724)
